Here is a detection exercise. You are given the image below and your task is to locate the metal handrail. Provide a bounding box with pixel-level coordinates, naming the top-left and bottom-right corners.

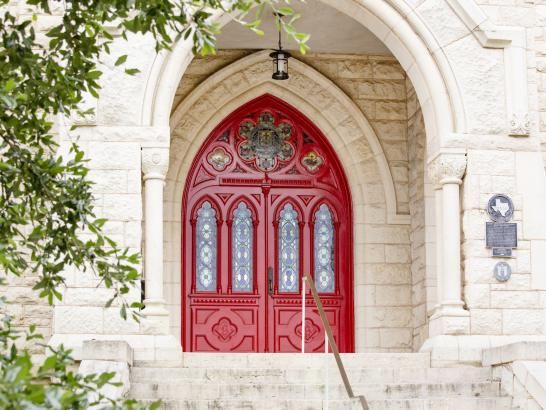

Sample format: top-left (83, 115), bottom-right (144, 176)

top-left (303, 272), bottom-right (369, 410)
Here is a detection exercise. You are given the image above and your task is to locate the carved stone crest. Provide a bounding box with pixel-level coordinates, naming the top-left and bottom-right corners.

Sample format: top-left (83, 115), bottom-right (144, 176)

top-left (509, 113), bottom-right (530, 137)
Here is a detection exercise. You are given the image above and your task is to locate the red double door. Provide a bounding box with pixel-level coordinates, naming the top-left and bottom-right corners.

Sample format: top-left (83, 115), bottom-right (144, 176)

top-left (182, 95), bottom-right (354, 352)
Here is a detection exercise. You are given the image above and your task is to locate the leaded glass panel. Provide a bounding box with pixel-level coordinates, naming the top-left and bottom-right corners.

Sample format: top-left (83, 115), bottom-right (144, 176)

top-left (196, 201), bottom-right (217, 292)
top-left (232, 202), bottom-right (253, 292)
top-left (279, 203), bottom-right (299, 292)
top-left (314, 204), bottom-right (335, 292)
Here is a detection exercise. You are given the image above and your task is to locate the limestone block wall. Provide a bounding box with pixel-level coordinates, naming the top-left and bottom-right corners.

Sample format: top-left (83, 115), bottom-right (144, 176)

top-left (406, 80), bottom-right (429, 350)
top-left (463, 149), bottom-right (546, 335)
top-left (2, 274), bottom-right (53, 353)
top-left (166, 51), bottom-right (417, 352)
top-left (297, 53), bottom-right (410, 216)
top-left (53, 135), bottom-right (143, 338)
top-left (444, 0), bottom-right (546, 338)
top-left (534, 2), bottom-right (546, 169)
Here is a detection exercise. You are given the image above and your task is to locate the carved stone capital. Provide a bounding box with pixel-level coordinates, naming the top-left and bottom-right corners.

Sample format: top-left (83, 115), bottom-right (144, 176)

top-left (509, 112), bottom-right (530, 137)
top-left (427, 153), bottom-right (467, 185)
top-left (142, 147), bottom-right (169, 179)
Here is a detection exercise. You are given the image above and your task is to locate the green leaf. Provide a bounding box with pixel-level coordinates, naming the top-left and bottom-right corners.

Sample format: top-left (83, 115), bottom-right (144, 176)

top-left (87, 71), bottom-right (102, 80)
top-left (4, 79), bottom-right (16, 92)
top-left (250, 27), bottom-right (265, 36)
top-left (277, 6), bottom-right (294, 16)
top-left (115, 55), bottom-right (128, 66)
top-left (124, 68), bottom-right (140, 76)
top-left (0, 161), bottom-right (11, 171)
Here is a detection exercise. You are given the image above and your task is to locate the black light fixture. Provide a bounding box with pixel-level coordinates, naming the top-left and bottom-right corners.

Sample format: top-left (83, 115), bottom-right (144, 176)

top-left (270, 14), bottom-right (291, 80)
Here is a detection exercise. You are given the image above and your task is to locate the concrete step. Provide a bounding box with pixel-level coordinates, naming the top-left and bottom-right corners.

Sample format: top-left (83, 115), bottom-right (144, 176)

top-left (129, 381), bottom-right (501, 401)
top-left (139, 397), bottom-right (512, 410)
top-left (130, 366), bottom-right (493, 385)
top-left (135, 353), bottom-right (430, 370)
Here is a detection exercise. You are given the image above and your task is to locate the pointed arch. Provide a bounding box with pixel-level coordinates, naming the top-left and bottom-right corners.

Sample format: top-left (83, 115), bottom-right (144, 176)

top-left (143, 0), bottom-right (466, 150)
top-left (167, 51), bottom-right (407, 225)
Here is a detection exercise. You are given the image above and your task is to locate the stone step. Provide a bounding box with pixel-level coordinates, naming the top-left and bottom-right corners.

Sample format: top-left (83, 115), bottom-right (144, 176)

top-left (130, 366), bottom-right (493, 385)
top-left (135, 353), bottom-right (430, 370)
top-left (139, 397), bottom-right (512, 410)
top-left (129, 381), bottom-right (501, 401)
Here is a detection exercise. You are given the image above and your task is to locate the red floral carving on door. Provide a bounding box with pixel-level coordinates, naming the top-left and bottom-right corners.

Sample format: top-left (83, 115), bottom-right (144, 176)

top-left (182, 94), bottom-right (354, 352)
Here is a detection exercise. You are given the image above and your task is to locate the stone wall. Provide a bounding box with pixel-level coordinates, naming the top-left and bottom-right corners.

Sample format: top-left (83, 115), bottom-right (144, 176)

top-left (297, 53), bottom-right (410, 216)
top-left (534, 3), bottom-right (546, 170)
top-left (2, 274), bottom-right (53, 353)
top-left (462, 149), bottom-right (546, 335)
top-left (53, 135), bottom-right (143, 338)
top-left (406, 80), bottom-right (428, 350)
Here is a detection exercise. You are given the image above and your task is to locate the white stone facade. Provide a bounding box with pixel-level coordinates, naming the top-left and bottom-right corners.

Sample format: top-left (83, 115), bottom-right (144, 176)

top-left (5, 0), bottom-right (546, 367)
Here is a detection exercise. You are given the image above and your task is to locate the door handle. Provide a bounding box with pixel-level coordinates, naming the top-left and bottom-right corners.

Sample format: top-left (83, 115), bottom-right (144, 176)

top-left (268, 266), bottom-right (274, 295)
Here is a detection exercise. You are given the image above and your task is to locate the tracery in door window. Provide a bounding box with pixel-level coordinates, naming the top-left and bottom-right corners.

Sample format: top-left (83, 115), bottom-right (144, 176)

top-left (278, 203), bottom-right (299, 293)
top-left (232, 202), bottom-right (253, 292)
top-left (196, 201), bottom-right (217, 292)
top-left (314, 204), bottom-right (335, 292)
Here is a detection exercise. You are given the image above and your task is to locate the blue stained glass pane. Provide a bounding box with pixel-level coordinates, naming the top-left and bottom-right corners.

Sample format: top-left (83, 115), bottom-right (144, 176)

top-left (279, 203), bottom-right (299, 292)
top-left (314, 204), bottom-right (335, 292)
top-left (232, 202), bottom-right (253, 292)
top-left (196, 201), bottom-right (217, 291)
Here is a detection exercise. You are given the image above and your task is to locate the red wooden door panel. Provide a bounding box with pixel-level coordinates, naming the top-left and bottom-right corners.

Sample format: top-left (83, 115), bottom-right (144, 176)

top-left (182, 94), bottom-right (354, 352)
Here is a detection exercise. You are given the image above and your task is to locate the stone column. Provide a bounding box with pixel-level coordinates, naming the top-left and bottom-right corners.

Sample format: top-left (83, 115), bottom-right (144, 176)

top-left (428, 152), bottom-right (469, 335)
top-left (141, 147), bottom-right (169, 328)
top-left (433, 185), bottom-right (443, 311)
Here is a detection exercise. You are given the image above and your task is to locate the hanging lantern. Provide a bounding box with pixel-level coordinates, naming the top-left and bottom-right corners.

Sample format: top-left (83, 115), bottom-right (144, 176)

top-left (270, 14), bottom-right (291, 80)
top-left (270, 49), bottom-right (291, 80)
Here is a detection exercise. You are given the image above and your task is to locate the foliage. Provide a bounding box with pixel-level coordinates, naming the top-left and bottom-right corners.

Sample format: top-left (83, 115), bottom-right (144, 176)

top-left (0, 289), bottom-right (160, 409)
top-left (0, 0), bottom-right (309, 408)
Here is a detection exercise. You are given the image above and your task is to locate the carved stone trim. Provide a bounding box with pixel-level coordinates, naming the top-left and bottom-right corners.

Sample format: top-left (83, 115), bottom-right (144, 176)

top-left (142, 147), bottom-right (169, 179)
top-left (427, 153), bottom-right (467, 185)
top-left (509, 113), bottom-right (530, 137)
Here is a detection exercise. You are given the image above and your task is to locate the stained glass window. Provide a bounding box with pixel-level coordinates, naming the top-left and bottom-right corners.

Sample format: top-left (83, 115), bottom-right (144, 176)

top-left (232, 203), bottom-right (253, 292)
top-left (279, 203), bottom-right (299, 292)
top-left (196, 201), bottom-right (217, 292)
top-left (314, 204), bottom-right (335, 292)
top-left (238, 112), bottom-right (294, 171)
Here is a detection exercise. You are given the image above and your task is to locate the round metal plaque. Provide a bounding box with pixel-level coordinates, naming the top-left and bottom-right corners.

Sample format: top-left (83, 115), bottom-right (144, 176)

top-left (493, 261), bottom-right (512, 282)
top-left (487, 194), bottom-right (514, 222)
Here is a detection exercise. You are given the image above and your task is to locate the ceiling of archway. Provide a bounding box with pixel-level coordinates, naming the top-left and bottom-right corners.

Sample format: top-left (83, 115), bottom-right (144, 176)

top-left (216, 0), bottom-right (392, 55)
